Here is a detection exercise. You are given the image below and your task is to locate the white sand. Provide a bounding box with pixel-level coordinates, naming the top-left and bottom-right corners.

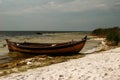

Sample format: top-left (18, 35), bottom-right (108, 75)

top-left (0, 48), bottom-right (120, 80)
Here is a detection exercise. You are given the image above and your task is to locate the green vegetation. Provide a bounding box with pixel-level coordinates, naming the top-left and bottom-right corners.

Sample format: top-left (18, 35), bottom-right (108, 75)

top-left (106, 31), bottom-right (120, 46)
top-left (92, 27), bottom-right (120, 46)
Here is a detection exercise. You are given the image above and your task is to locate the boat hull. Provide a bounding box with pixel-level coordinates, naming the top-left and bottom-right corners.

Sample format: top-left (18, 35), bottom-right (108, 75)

top-left (6, 36), bottom-right (87, 55)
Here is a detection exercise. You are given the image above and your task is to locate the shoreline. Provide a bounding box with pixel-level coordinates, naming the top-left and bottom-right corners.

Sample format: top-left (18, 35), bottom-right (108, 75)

top-left (0, 35), bottom-right (101, 65)
top-left (0, 36), bottom-right (109, 76)
top-left (0, 47), bottom-right (120, 80)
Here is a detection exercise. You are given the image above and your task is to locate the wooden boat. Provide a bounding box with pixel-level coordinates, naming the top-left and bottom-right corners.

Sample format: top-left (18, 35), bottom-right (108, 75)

top-left (5, 36), bottom-right (87, 55)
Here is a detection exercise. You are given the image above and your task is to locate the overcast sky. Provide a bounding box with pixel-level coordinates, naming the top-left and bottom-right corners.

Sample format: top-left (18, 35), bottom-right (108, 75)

top-left (0, 0), bottom-right (120, 31)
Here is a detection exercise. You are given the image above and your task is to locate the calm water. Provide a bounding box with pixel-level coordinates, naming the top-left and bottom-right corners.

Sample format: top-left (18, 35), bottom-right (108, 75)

top-left (0, 31), bottom-right (99, 64)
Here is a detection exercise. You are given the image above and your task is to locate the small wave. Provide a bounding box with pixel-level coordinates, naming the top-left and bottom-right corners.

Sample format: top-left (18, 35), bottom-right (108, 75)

top-left (84, 41), bottom-right (108, 54)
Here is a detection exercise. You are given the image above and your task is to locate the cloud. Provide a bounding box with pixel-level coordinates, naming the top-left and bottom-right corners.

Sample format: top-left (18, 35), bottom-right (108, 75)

top-left (0, 0), bottom-right (119, 15)
top-left (58, 0), bottom-right (107, 12)
top-left (0, 0), bottom-right (2, 4)
top-left (25, 0), bottom-right (108, 13)
top-left (115, 2), bottom-right (120, 5)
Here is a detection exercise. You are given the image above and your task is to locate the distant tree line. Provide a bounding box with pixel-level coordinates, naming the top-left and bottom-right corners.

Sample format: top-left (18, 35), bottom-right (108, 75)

top-left (92, 27), bottom-right (120, 46)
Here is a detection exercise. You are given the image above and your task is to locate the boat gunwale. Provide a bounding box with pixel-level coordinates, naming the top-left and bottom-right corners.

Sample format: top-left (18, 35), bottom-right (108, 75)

top-left (6, 36), bottom-right (87, 50)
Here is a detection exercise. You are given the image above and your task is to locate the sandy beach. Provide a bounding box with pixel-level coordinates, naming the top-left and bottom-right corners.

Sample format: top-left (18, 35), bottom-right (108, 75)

top-left (0, 47), bottom-right (120, 80)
